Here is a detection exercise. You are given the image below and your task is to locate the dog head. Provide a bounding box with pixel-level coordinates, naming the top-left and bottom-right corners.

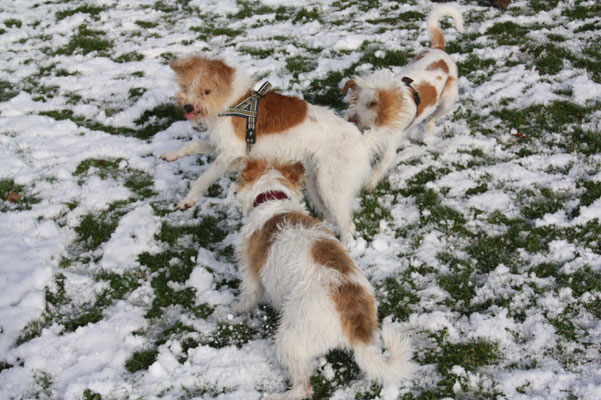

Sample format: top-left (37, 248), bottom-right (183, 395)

top-left (342, 73), bottom-right (406, 132)
top-left (237, 159), bottom-right (306, 213)
top-left (170, 55), bottom-right (236, 120)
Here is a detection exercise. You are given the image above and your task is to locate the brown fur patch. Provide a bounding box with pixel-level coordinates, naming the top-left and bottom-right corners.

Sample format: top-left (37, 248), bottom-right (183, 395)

top-left (311, 238), bottom-right (358, 276)
top-left (331, 283), bottom-right (377, 345)
top-left (240, 159), bottom-right (270, 189)
top-left (245, 212), bottom-right (324, 278)
top-left (232, 91), bottom-right (308, 140)
top-left (415, 82), bottom-right (438, 118)
top-left (431, 27), bottom-right (445, 50)
top-left (426, 59), bottom-right (449, 74)
top-left (239, 160), bottom-right (305, 195)
top-left (342, 79), bottom-right (358, 94)
top-left (375, 89), bottom-right (403, 128)
top-left (442, 76), bottom-right (456, 95)
top-left (277, 161), bottom-right (305, 187)
top-left (171, 56), bottom-right (235, 117)
top-left (413, 50), bottom-right (429, 62)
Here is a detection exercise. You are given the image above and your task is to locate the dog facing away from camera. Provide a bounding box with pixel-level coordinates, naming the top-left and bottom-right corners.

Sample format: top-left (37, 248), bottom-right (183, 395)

top-left (235, 159), bottom-right (415, 400)
top-left (343, 5), bottom-right (464, 191)
top-left (160, 55), bottom-right (374, 244)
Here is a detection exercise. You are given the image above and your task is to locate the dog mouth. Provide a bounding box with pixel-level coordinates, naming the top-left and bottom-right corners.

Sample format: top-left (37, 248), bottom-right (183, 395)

top-left (183, 103), bottom-right (203, 120)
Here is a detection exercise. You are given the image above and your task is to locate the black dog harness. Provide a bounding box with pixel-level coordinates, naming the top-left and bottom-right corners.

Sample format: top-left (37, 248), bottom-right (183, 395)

top-left (219, 81), bottom-right (272, 153)
top-left (401, 77), bottom-right (421, 116)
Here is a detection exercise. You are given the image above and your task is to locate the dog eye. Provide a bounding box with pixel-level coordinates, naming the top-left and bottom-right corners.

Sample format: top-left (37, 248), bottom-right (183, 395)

top-left (204, 89), bottom-right (211, 95)
top-left (368, 101), bottom-right (378, 108)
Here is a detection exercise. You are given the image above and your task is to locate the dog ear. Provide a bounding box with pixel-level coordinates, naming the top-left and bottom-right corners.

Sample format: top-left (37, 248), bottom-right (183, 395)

top-left (281, 161), bottom-right (306, 184)
top-left (207, 59), bottom-right (235, 87)
top-left (342, 79), bottom-right (358, 94)
top-left (169, 57), bottom-right (193, 73)
top-left (241, 159), bottom-right (268, 184)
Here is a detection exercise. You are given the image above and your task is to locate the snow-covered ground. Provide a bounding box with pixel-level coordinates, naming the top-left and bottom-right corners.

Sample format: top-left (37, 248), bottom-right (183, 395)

top-left (1, 0), bottom-right (600, 399)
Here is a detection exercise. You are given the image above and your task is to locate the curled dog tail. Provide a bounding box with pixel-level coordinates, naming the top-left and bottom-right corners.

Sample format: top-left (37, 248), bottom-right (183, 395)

top-left (427, 5), bottom-right (464, 50)
top-left (353, 325), bottom-right (415, 387)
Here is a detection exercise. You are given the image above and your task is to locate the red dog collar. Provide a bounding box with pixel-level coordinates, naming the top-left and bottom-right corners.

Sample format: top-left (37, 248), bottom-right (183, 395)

top-left (253, 191), bottom-right (289, 207)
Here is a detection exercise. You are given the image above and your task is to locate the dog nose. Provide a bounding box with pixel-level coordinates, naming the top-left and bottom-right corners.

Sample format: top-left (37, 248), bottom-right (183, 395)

top-left (183, 104), bottom-right (194, 113)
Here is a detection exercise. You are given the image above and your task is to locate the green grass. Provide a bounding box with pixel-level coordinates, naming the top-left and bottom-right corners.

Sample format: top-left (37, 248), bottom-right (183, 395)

top-left (125, 349), bottom-right (159, 373)
top-left (4, 18), bottom-right (22, 28)
top-left (55, 5), bottom-right (106, 21)
top-left (40, 104), bottom-right (183, 140)
top-left (57, 25), bottom-right (112, 56)
top-left (4, 1), bottom-right (601, 398)
top-left (0, 178), bottom-right (40, 212)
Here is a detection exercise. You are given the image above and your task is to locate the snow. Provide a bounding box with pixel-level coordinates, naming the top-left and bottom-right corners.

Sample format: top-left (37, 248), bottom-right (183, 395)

top-left (1, 0), bottom-right (600, 399)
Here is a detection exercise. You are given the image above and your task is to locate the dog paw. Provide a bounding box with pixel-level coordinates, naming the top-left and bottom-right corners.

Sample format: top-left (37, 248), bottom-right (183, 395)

top-left (363, 179), bottom-right (378, 193)
top-left (232, 301), bottom-right (254, 314)
top-left (264, 390), bottom-right (310, 400)
top-left (177, 199), bottom-right (196, 210)
top-left (160, 151), bottom-right (180, 162)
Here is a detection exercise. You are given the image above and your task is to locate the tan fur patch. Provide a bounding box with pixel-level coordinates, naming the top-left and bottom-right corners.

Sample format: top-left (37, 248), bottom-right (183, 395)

top-left (415, 82), bottom-right (438, 118)
top-left (331, 283), bottom-right (377, 345)
top-left (240, 159), bottom-right (270, 189)
top-left (431, 28), bottom-right (445, 50)
top-left (245, 212), bottom-right (324, 278)
top-left (426, 59), bottom-right (449, 74)
top-left (311, 238), bottom-right (358, 276)
top-left (276, 161), bottom-right (305, 192)
top-left (414, 50), bottom-right (429, 61)
top-left (375, 89), bottom-right (403, 128)
top-left (442, 76), bottom-right (456, 95)
top-left (171, 56), bottom-right (235, 117)
top-left (232, 91), bottom-right (308, 140)
top-left (342, 79), bottom-right (358, 94)
top-left (239, 160), bottom-right (305, 195)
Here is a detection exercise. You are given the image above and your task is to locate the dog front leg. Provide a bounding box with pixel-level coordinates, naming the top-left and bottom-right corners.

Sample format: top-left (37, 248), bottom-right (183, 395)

top-left (160, 140), bottom-right (215, 161)
top-left (177, 153), bottom-right (233, 210)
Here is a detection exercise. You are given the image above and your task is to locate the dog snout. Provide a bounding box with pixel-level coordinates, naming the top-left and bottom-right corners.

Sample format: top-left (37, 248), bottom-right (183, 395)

top-left (348, 114), bottom-right (358, 124)
top-left (183, 104), bottom-right (195, 113)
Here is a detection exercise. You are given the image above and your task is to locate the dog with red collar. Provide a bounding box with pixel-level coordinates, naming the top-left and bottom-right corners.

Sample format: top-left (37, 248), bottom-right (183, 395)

top-left (235, 159), bottom-right (414, 400)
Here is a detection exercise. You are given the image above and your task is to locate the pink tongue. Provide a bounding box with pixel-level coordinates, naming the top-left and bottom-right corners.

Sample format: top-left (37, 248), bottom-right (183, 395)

top-left (185, 113), bottom-right (197, 120)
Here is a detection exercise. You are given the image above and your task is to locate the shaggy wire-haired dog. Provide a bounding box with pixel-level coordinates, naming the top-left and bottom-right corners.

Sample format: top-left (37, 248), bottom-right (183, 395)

top-left (235, 159), bottom-right (414, 400)
top-left (343, 5), bottom-right (464, 191)
top-left (160, 55), bottom-right (379, 244)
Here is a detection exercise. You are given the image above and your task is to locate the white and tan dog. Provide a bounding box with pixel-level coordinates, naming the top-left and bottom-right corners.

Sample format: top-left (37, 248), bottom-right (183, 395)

top-left (235, 159), bottom-right (414, 399)
top-left (343, 5), bottom-right (464, 191)
top-left (160, 55), bottom-right (374, 244)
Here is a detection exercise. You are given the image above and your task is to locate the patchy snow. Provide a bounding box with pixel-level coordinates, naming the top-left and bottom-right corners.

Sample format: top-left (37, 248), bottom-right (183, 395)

top-left (1, 0), bottom-right (600, 399)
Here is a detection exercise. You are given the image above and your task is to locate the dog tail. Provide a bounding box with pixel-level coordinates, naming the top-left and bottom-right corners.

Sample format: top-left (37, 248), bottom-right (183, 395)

top-left (426, 5), bottom-right (464, 50)
top-left (353, 324), bottom-right (415, 387)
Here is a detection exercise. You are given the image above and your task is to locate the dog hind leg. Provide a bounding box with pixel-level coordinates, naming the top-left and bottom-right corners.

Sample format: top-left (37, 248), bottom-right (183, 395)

top-left (424, 77), bottom-right (458, 135)
top-left (269, 331), bottom-right (315, 400)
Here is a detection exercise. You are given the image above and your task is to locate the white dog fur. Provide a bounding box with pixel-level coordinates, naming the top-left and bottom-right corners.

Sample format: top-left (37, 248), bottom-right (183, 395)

top-left (160, 55), bottom-right (380, 244)
top-left (235, 159), bottom-right (414, 399)
top-left (344, 5), bottom-right (464, 191)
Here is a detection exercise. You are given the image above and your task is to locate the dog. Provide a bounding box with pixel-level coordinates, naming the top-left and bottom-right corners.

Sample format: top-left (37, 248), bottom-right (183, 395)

top-left (235, 159), bottom-right (415, 399)
top-left (343, 5), bottom-right (464, 191)
top-left (160, 55), bottom-right (375, 244)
